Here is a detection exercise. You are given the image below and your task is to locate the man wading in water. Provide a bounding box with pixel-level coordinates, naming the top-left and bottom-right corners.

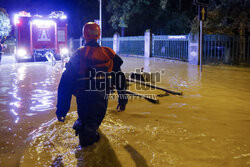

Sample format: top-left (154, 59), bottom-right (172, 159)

top-left (56, 22), bottom-right (128, 147)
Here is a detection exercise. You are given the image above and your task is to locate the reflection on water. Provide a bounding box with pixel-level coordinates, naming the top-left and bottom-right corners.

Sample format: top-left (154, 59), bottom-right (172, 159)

top-left (14, 117), bottom-right (19, 124)
top-left (20, 112), bottom-right (131, 167)
top-left (0, 62), bottom-right (62, 166)
top-left (30, 89), bottom-right (55, 112)
top-left (1, 57), bottom-right (250, 166)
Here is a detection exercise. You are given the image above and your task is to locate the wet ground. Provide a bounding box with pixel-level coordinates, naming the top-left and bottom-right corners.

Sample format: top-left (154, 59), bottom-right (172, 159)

top-left (0, 55), bottom-right (250, 166)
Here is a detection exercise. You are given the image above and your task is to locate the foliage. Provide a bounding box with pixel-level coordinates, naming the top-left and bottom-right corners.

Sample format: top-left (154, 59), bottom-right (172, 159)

top-left (0, 8), bottom-right (11, 39)
top-left (107, 0), bottom-right (150, 30)
top-left (106, 0), bottom-right (195, 35)
top-left (2, 0), bottom-right (247, 37)
top-left (191, 0), bottom-right (249, 35)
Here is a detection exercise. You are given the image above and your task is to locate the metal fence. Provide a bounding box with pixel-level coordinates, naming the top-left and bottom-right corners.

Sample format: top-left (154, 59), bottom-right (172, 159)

top-left (69, 34), bottom-right (250, 65)
top-left (70, 38), bottom-right (81, 54)
top-left (247, 36), bottom-right (250, 63)
top-left (70, 38), bottom-right (113, 53)
top-left (118, 36), bottom-right (144, 55)
top-left (152, 35), bottom-right (189, 61)
top-left (101, 37), bottom-right (113, 49)
top-left (203, 35), bottom-right (250, 64)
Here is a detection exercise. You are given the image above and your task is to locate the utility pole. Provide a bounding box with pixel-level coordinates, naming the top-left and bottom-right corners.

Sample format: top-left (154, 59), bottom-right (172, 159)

top-left (200, 18), bottom-right (203, 72)
top-left (194, 0), bottom-right (209, 72)
top-left (99, 0), bottom-right (102, 46)
top-left (199, 7), bottom-right (206, 72)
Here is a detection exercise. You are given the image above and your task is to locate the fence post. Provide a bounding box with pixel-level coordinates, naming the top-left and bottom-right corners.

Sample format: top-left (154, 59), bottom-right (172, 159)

top-left (144, 29), bottom-right (152, 58)
top-left (224, 36), bottom-right (231, 64)
top-left (239, 36), bottom-right (246, 63)
top-left (80, 37), bottom-right (84, 47)
top-left (113, 33), bottom-right (120, 53)
top-left (188, 33), bottom-right (199, 65)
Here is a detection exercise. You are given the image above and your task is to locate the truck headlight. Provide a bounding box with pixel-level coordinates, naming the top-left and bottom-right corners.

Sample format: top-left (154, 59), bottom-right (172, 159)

top-left (60, 48), bottom-right (69, 55)
top-left (17, 49), bottom-right (27, 57)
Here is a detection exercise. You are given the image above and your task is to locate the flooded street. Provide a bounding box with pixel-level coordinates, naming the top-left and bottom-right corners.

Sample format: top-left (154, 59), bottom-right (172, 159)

top-left (0, 55), bottom-right (250, 166)
top-left (0, 59), bottom-right (64, 166)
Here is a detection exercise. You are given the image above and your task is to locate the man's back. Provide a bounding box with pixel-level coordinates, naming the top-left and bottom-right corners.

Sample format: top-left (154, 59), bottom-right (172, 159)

top-left (56, 22), bottom-right (127, 147)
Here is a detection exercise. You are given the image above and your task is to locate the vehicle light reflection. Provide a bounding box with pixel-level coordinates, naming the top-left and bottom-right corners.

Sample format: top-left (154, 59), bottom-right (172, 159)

top-left (10, 109), bottom-right (18, 116)
top-left (15, 117), bottom-right (19, 124)
top-left (10, 102), bottom-right (21, 108)
top-left (30, 89), bottom-right (55, 112)
top-left (25, 113), bottom-right (37, 117)
top-left (17, 66), bottom-right (26, 81)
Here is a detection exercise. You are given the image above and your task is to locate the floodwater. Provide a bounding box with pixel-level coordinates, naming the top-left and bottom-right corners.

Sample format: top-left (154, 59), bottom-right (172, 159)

top-left (0, 55), bottom-right (250, 167)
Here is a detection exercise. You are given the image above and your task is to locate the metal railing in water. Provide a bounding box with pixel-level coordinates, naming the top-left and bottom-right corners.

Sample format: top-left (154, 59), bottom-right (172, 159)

top-left (247, 37), bottom-right (250, 63)
top-left (70, 35), bottom-right (250, 65)
top-left (118, 36), bottom-right (144, 56)
top-left (152, 35), bottom-right (189, 61)
top-left (203, 35), bottom-right (250, 64)
top-left (101, 37), bottom-right (113, 49)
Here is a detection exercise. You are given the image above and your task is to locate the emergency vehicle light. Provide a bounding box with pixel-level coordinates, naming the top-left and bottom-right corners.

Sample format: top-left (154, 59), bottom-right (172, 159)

top-left (32, 20), bottom-right (56, 27)
top-left (17, 48), bottom-right (27, 57)
top-left (60, 48), bottom-right (69, 55)
top-left (60, 15), bottom-right (67, 20)
top-left (18, 11), bottom-right (31, 17)
top-left (14, 14), bottom-right (20, 25)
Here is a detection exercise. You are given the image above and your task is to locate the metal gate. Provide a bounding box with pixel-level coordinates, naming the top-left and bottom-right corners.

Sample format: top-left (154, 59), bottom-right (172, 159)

top-left (203, 35), bottom-right (250, 64)
top-left (101, 37), bottom-right (113, 49)
top-left (118, 36), bottom-right (144, 55)
top-left (152, 35), bottom-right (189, 61)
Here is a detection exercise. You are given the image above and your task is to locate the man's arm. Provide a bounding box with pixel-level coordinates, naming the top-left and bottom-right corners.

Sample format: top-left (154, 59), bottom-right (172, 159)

top-left (56, 54), bottom-right (79, 121)
top-left (112, 55), bottom-right (128, 111)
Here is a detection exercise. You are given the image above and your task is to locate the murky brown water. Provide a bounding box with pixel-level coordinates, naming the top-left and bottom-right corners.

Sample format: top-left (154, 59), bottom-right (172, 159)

top-left (0, 56), bottom-right (250, 167)
top-left (0, 62), bottom-right (65, 166)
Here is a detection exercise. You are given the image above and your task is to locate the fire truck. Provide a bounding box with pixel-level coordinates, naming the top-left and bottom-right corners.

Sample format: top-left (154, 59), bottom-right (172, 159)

top-left (14, 11), bottom-right (68, 62)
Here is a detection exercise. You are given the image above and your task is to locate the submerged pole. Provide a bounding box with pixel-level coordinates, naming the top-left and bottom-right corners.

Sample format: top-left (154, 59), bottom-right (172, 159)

top-left (200, 20), bottom-right (203, 72)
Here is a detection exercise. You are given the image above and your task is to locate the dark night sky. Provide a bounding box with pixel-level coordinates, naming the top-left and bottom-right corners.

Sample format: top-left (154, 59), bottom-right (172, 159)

top-left (0, 0), bottom-right (80, 16)
top-left (0, 0), bottom-right (108, 38)
top-left (0, 0), bottom-right (203, 37)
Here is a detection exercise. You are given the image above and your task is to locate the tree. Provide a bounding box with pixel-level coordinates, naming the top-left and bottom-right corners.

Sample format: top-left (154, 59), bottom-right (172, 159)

top-left (106, 0), bottom-right (195, 35)
top-left (191, 0), bottom-right (249, 35)
top-left (0, 8), bottom-right (11, 39)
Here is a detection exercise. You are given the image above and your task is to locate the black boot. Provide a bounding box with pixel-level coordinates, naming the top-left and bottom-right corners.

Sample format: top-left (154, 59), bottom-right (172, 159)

top-left (78, 130), bottom-right (100, 147)
top-left (73, 119), bottom-right (100, 147)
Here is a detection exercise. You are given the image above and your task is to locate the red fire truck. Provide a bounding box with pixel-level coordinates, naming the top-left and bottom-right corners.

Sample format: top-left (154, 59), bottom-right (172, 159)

top-left (14, 11), bottom-right (68, 62)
